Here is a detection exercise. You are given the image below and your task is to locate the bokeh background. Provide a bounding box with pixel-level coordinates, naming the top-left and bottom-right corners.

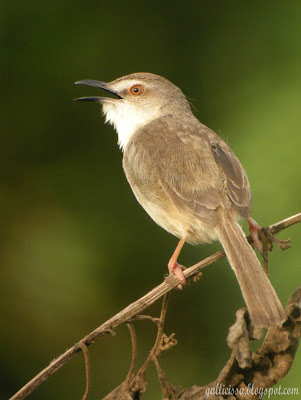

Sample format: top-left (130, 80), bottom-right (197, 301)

top-left (1, 1), bottom-right (301, 399)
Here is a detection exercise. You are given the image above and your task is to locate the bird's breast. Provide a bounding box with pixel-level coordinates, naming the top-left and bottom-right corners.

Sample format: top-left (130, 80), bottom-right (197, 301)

top-left (122, 141), bottom-right (218, 244)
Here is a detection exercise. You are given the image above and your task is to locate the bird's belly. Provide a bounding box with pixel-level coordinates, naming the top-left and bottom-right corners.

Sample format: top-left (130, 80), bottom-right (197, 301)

top-left (131, 184), bottom-right (218, 244)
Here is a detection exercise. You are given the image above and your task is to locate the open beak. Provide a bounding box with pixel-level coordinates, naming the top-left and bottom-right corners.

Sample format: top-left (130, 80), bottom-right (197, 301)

top-left (74, 79), bottom-right (122, 102)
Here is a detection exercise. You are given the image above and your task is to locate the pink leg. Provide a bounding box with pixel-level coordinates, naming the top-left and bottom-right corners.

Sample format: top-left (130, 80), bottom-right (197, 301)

top-left (247, 217), bottom-right (263, 252)
top-left (168, 237), bottom-right (186, 285)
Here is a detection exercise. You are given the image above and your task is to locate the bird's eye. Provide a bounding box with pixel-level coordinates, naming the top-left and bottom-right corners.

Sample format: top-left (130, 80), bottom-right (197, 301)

top-left (129, 84), bottom-right (143, 95)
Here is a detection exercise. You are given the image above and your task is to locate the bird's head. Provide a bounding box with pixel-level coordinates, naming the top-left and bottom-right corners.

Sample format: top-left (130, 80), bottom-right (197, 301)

top-left (75, 72), bottom-right (191, 150)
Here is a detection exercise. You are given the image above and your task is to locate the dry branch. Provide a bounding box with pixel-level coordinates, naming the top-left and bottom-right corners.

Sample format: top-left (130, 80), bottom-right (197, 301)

top-left (9, 213), bottom-right (301, 400)
top-left (176, 287), bottom-right (301, 400)
top-left (101, 288), bottom-right (301, 400)
top-left (103, 294), bottom-right (170, 400)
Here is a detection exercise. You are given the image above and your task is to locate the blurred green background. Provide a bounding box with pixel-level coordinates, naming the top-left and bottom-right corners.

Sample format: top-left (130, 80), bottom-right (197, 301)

top-left (1, 1), bottom-right (301, 399)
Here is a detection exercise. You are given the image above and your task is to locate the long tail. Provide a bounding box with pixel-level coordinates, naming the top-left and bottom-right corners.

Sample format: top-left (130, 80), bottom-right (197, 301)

top-left (215, 216), bottom-right (285, 327)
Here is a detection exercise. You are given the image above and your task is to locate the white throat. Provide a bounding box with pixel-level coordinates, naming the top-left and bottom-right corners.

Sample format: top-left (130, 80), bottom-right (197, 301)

top-left (102, 100), bottom-right (160, 151)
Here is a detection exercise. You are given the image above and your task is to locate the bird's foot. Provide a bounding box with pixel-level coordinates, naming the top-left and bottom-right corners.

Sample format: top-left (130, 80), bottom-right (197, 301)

top-left (247, 217), bottom-right (265, 256)
top-left (247, 217), bottom-right (291, 252)
top-left (247, 217), bottom-right (291, 276)
top-left (168, 261), bottom-right (186, 289)
top-left (260, 227), bottom-right (291, 251)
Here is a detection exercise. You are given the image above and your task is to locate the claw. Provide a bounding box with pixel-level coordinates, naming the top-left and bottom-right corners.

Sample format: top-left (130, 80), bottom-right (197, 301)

top-left (257, 246), bottom-right (268, 261)
top-left (168, 262), bottom-right (186, 288)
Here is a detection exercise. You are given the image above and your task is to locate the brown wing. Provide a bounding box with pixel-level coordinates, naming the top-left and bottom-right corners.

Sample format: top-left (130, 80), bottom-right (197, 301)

top-left (159, 140), bottom-right (251, 222)
top-left (209, 140), bottom-right (251, 217)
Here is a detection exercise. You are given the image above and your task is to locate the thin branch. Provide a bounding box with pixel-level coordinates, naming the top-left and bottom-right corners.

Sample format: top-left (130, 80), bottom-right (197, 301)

top-left (261, 234), bottom-right (269, 276)
top-left (134, 293), bottom-right (169, 378)
top-left (9, 212), bottom-right (301, 400)
top-left (115, 323), bottom-right (138, 400)
top-left (78, 342), bottom-right (91, 400)
top-left (153, 355), bottom-right (178, 399)
top-left (129, 315), bottom-right (161, 324)
top-left (125, 323), bottom-right (137, 384)
top-left (268, 212), bottom-right (301, 234)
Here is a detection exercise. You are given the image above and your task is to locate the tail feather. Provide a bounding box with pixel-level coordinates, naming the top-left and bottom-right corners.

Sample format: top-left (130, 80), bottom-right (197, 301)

top-left (215, 217), bottom-right (285, 327)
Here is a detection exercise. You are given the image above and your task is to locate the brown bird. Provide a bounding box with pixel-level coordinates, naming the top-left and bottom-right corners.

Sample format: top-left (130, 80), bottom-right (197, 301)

top-left (75, 72), bottom-right (285, 327)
